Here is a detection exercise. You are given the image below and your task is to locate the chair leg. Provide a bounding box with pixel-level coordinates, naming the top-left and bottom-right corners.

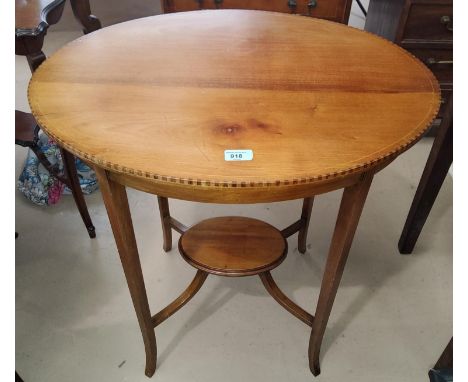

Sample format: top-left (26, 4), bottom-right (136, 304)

top-left (298, 197), bottom-right (314, 253)
top-left (70, 0), bottom-right (102, 34)
top-left (26, 50), bottom-right (46, 73)
top-left (157, 196), bottom-right (172, 252)
top-left (60, 148), bottom-right (96, 238)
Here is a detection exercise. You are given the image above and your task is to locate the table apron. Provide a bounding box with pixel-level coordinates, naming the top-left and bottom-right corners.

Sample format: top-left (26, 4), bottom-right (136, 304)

top-left (104, 166), bottom-right (389, 203)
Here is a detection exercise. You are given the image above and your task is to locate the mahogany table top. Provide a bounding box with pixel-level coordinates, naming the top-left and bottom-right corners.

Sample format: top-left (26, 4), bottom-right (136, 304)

top-left (28, 10), bottom-right (440, 202)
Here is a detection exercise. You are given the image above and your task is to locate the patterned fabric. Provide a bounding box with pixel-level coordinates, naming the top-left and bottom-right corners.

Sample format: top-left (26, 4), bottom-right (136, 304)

top-left (17, 133), bottom-right (99, 206)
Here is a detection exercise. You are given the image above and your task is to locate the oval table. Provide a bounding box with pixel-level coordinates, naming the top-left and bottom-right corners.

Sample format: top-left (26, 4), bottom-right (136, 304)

top-left (28, 10), bottom-right (440, 378)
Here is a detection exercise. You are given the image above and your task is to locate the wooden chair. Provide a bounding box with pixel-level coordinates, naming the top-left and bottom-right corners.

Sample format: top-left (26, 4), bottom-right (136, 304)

top-left (15, 111), bottom-right (96, 238)
top-left (16, 0), bottom-right (101, 238)
top-left (156, 0), bottom-right (353, 253)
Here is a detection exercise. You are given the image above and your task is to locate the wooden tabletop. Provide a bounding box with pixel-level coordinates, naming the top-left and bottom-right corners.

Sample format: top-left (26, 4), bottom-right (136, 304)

top-left (28, 10), bottom-right (440, 202)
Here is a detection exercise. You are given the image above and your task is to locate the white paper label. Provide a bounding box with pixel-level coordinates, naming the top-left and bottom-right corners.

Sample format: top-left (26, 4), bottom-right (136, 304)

top-left (224, 150), bottom-right (253, 161)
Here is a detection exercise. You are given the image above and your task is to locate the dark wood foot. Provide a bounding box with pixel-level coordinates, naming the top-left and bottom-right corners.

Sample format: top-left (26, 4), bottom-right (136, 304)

top-left (309, 173), bottom-right (373, 376)
top-left (70, 0), bottom-right (102, 34)
top-left (61, 149), bottom-right (96, 238)
top-left (157, 196), bottom-right (172, 252)
top-left (311, 359), bottom-right (321, 376)
top-left (26, 50), bottom-right (46, 72)
top-left (298, 197), bottom-right (314, 253)
top-left (95, 168), bottom-right (157, 377)
top-left (398, 97), bottom-right (453, 254)
top-left (434, 338), bottom-right (453, 370)
top-left (429, 338), bottom-right (453, 382)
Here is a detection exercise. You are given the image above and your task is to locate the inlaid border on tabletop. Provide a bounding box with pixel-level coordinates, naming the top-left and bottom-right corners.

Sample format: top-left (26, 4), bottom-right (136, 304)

top-left (27, 11), bottom-right (441, 202)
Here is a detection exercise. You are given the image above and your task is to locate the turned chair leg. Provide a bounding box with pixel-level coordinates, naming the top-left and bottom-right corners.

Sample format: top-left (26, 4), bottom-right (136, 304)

top-left (61, 148), bottom-right (96, 238)
top-left (309, 174), bottom-right (373, 375)
top-left (70, 0), bottom-right (102, 34)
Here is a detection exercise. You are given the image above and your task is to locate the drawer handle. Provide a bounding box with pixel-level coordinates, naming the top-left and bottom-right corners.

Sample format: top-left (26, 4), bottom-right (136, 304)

top-left (440, 15), bottom-right (453, 32)
top-left (426, 58), bottom-right (453, 65)
top-left (308, 0), bottom-right (318, 10)
top-left (214, 0), bottom-right (222, 7)
top-left (288, 0), bottom-right (297, 12)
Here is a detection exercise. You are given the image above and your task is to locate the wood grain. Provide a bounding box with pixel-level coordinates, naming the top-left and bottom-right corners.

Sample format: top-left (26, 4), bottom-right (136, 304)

top-left (400, 2), bottom-right (452, 43)
top-left (161, 0), bottom-right (353, 23)
top-left (260, 271), bottom-right (314, 326)
top-left (179, 216), bottom-right (287, 276)
top-left (151, 270), bottom-right (208, 327)
top-left (398, 94), bottom-right (452, 254)
top-left (95, 168), bottom-right (157, 377)
top-left (308, 173), bottom-right (373, 376)
top-left (29, 10), bottom-right (440, 201)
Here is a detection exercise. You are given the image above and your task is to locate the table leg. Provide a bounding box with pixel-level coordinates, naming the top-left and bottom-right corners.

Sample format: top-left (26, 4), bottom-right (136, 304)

top-left (95, 168), bottom-right (157, 377)
top-left (398, 96), bottom-right (453, 254)
top-left (298, 197), bottom-right (314, 253)
top-left (70, 0), bottom-right (102, 34)
top-left (157, 196), bottom-right (172, 252)
top-left (308, 173), bottom-right (373, 375)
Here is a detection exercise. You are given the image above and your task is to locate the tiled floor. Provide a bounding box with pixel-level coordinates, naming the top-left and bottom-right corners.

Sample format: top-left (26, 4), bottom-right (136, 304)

top-left (16, 4), bottom-right (452, 382)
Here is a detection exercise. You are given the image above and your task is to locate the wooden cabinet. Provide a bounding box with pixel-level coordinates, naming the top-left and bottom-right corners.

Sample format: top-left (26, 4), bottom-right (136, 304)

top-left (401, 3), bottom-right (452, 42)
top-left (365, 0), bottom-right (453, 121)
top-left (161, 0), bottom-right (353, 23)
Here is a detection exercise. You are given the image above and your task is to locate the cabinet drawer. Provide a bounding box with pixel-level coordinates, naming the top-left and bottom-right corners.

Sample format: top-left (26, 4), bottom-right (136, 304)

top-left (408, 48), bottom-right (452, 84)
top-left (401, 2), bottom-right (452, 43)
top-left (162, 0), bottom-right (351, 23)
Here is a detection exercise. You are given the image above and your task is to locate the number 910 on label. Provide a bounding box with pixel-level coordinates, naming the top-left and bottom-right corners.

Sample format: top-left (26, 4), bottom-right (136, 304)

top-left (224, 150), bottom-right (254, 161)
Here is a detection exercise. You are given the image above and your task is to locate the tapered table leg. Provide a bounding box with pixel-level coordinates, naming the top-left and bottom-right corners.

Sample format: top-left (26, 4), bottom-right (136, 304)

top-left (157, 196), bottom-right (172, 252)
top-left (95, 168), bottom-right (157, 377)
top-left (309, 173), bottom-right (373, 375)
